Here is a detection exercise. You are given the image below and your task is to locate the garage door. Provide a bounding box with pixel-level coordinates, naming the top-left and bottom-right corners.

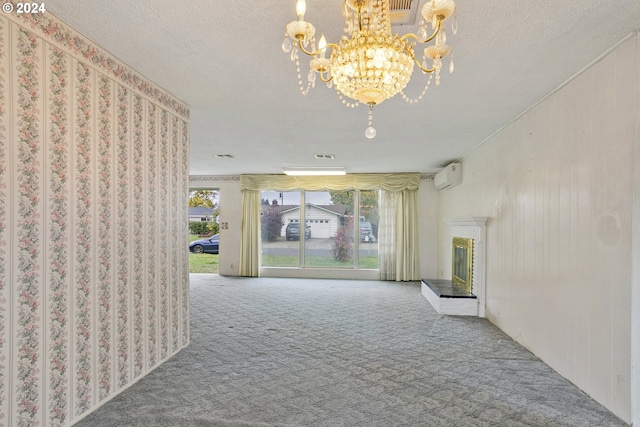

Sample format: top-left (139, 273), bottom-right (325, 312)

top-left (306, 219), bottom-right (331, 239)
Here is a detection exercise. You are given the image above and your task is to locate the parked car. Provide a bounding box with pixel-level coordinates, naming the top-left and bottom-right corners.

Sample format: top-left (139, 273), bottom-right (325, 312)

top-left (189, 234), bottom-right (219, 254)
top-left (286, 222), bottom-right (311, 240)
top-left (359, 222), bottom-right (376, 243)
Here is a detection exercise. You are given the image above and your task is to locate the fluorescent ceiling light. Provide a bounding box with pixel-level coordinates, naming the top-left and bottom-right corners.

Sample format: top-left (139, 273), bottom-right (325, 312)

top-left (282, 167), bottom-right (346, 176)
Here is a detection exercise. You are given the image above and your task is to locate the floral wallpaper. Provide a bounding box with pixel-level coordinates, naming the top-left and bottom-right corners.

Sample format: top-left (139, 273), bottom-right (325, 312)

top-left (97, 74), bottom-right (113, 403)
top-left (47, 44), bottom-right (70, 426)
top-left (0, 16), bottom-right (8, 427)
top-left (15, 26), bottom-right (43, 427)
top-left (1, 12), bottom-right (190, 427)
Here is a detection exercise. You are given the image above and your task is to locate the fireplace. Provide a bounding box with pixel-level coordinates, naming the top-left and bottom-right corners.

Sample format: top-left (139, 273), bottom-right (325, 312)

top-left (420, 217), bottom-right (488, 317)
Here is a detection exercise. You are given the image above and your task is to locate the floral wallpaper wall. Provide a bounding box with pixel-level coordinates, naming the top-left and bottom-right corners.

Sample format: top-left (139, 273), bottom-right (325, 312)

top-left (0, 12), bottom-right (190, 427)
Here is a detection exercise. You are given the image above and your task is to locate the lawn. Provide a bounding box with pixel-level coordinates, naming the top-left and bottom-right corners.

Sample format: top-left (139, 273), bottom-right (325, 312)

top-left (262, 255), bottom-right (378, 269)
top-left (189, 235), bottom-right (378, 272)
top-left (189, 234), bottom-right (219, 274)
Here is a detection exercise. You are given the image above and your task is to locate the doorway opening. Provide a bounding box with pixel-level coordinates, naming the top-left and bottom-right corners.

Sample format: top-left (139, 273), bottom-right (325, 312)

top-left (188, 188), bottom-right (220, 273)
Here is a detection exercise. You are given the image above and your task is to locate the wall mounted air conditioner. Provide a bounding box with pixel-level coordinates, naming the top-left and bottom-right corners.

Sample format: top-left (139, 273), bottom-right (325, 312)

top-left (434, 163), bottom-right (462, 190)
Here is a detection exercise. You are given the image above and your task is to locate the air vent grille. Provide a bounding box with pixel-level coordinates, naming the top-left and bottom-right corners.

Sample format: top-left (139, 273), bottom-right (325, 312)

top-left (214, 154), bottom-right (234, 159)
top-left (314, 154), bottom-right (335, 160)
top-left (390, 0), bottom-right (413, 11)
top-left (390, 0), bottom-right (418, 25)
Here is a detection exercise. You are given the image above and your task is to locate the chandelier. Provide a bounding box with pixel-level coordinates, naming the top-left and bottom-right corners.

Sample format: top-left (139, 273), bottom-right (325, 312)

top-left (282, 0), bottom-right (457, 138)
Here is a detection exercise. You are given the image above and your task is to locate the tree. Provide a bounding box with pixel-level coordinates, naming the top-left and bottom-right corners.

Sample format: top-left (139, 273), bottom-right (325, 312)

top-left (188, 190), bottom-right (219, 236)
top-left (189, 189), bottom-right (218, 208)
top-left (261, 208), bottom-right (283, 242)
top-left (329, 190), bottom-right (379, 222)
top-left (328, 191), bottom-right (354, 214)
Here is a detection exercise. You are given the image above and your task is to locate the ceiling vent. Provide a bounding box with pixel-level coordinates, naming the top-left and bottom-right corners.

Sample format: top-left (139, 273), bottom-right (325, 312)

top-left (390, 0), bottom-right (419, 26)
top-left (314, 154), bottom-right (335, 160)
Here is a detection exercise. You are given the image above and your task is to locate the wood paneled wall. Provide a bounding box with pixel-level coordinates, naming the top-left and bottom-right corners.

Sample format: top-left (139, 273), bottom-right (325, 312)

top-left (439, 36), bottom-right (636, 422)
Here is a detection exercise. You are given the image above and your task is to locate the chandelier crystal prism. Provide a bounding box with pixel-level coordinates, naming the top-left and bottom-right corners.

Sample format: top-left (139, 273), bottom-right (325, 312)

top-left (283, 0), bottom-right (457, 138)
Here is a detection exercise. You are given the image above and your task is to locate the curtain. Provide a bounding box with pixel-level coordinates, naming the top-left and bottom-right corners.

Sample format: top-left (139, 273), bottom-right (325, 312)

top-left (239, 190), bottom-right (261, 276)
top-left (379, 189), bottom-right (420, 281)
top-left (239, 173), bottom-right (421, 278)
top-left (378, 191), bottom-right (397, 280)
top-left (241, 173), bottom-right (420, 192)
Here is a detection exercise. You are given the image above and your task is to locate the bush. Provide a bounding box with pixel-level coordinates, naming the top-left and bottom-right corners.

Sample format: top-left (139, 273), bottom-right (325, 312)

top-left (261, 209), bottom-right (283, 241)
top-left (189, 221), bottom-right (217, 236)
top-left (206, 221), bottom-right (219, 236)
top-left (331, 223), bottom-right (353, 262)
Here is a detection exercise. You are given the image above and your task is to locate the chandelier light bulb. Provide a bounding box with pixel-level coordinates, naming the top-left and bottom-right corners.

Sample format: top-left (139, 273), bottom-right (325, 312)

top-left (296, 0), bottom-right (306, 20)
top-left (318, 34), bottom-right (327, 58)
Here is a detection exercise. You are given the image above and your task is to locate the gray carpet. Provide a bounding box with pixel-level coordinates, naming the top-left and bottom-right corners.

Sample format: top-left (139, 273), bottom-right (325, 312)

top-left (74, 275), bottom-right (627, 426)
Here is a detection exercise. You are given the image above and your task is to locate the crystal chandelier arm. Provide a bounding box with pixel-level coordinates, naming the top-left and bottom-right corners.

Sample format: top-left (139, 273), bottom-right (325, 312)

top-left (318, 72), bottom-right (334, 83)
top-left (405, 47), bottom-right (436, 73)
top-left (295, 36), bottom-right (338, 57)
top-left (401, 17), bottom-right (443, 44)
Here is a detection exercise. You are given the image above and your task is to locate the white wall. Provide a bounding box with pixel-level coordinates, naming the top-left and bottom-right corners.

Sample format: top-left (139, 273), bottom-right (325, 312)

top-left (438, 36), bottom-right (637, 422)
top-left (632, 32), bottom-right (640, 427)
top-left (418, 176), bottom-right (440, 279)
top-left (218, 180), bottom-right (243, 276)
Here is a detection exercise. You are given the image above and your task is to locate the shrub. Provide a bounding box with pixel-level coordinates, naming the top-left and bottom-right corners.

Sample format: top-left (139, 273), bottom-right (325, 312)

top-left (261, 209), bottom-right (283, 241)
top-left (189, 221), bottom-right (215, 235)
top-left (206, 221), bottom-right (219, 236)
top-left (331, 223), bottom-right (353, 262)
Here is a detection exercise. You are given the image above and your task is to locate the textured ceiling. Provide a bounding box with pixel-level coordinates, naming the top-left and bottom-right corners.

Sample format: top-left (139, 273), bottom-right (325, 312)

top-left (45, 0), bottom-right (640, 176)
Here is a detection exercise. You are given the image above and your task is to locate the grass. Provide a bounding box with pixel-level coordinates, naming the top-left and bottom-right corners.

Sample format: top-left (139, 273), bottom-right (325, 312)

top-left (189, 253), bottom-right (219, 273)
top-left (189, 234), bottom-right (219, 274)
top-left (262, 255), bottom-right (378, 269)
top-left (189, 235), bottom-right (378, 273)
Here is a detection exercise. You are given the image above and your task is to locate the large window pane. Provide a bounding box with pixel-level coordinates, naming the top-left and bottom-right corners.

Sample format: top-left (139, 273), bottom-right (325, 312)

top-left (358, 190), bottom-right (379, 269)
top-left (259, 189), bottom-right (379, 271)
top-left (304, 191), bottom-right (354, 268)
top-left (261, 191), bottom-right (299, 267)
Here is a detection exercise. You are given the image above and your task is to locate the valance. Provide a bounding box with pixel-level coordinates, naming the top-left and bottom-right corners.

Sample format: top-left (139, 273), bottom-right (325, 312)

top-left (240, 173), bottom-right (420, 192)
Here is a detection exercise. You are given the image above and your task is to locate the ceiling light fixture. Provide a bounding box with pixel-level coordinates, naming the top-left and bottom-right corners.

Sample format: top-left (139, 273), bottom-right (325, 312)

top-left (282, 167), bottom-right (347, 176)
top-left (282, 0), bottom-right (457, 139)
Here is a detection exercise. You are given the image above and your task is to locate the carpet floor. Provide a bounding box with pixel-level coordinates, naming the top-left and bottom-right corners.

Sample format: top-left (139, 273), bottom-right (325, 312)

top-left (74, 275), bottom-right (628, 426)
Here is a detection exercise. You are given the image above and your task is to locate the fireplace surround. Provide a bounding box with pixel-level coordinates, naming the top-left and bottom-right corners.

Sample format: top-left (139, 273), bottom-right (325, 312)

top-left (444, 217), bottom-right (488, 316)
top-left (421, 217), bottom-right (488, 317)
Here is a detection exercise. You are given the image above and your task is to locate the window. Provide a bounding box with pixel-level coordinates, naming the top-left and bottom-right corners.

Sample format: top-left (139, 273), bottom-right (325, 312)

top-left (259, 190), bottom-right (379, 270)
top-left (304, 191), bottom-right (354, 268)
top-left (358, 190), bottom-right (379, 269)
top-left (261, 191), bottom-right (299, 267)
